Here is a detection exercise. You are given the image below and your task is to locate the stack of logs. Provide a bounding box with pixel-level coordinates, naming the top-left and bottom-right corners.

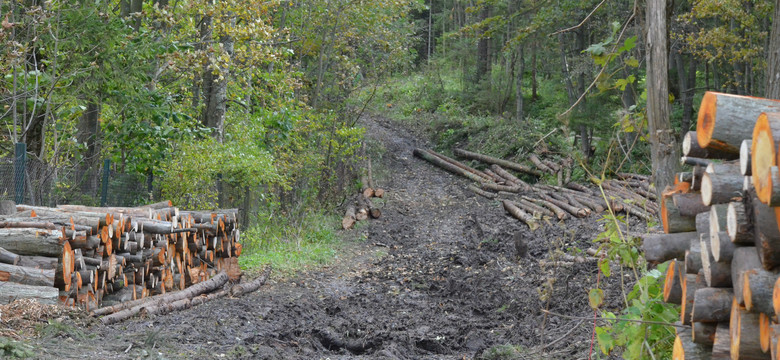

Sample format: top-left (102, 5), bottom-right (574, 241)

top-left (646, 91), bottom-right (780, 359)
top-left (412, 147), bottom-right (656, 230)
top-left (0, 201), bottom-right (242, 312)
top-left (342, 156), bottom-right (385, 230)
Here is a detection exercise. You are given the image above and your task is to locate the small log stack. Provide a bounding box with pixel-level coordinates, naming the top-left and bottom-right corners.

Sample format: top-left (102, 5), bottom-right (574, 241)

top-left (342, 154), bottom-right (384, 230)
top-left (651, 91), bottom-right (780, 359)
top-left (0, 201), bottom-right (246, 313)
top-left (413, 148), bottom-right (656, 230)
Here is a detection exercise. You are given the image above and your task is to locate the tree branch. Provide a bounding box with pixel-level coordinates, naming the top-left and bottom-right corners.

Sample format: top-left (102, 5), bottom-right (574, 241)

top-left (549, 0), bottom-right (608, 36)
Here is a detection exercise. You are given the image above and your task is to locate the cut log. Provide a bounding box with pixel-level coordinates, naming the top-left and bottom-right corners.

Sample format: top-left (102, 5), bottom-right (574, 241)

top-left (0, 281), bottom-right (59, 304)
top-left (342, 205), bottom-right (356, 230)
top-left (428, 149), bottom-right (493, 182)
top-left (662, 195), bottom-right (697, 233)
top-left (683, 156), bottom-right (712, 167)
top-left (692, 321), bottom-right (717, 346)
top-left (643, 232), bottom-right (697, 263)
top-left (752, 196), bottom-right (780, 269)
top-left (453, 148), bottom-right (542, 177)
top-left (691, 287), bottom-right (733, 323)
top-left (679, 172), bottom-right (694, 184)
top-left (0, 228), bottom-right (65, 257)
top-left (686, 239), bottom-right (703, 275)
top-left (742, 139), bottom-right (753, 176)
top-left (664, 259), bottom-right (684, 304)
top-left (522, 196), bottom-right (567, 220)
top-left (17, 256), bottom-right (58, 270)
top-left (732, 246), bottom-right (763, 306)
top-left (374, 188), bottom-right (385, 198)
top-left (528, 154), bottom-right (554, 174)
top-left (771, 324), bottom-right (780, 360)
top-left (673, 193), bottom-right (710, 217)
top-left (730, 298), bottom-right (768, 360)
top-left (0, 247), bottom-right (20, 265)
top-left (228, 265), bottom-right (271, 297)
top-left (683, 130), bottom-right (740, 160)
top-left (727, 201), bottom-right (753, 244)
top-left (701, 172), bottom-right (744, 206)
top-left (536, 193), bottom-right (587, 218)
top-left (700, 233), bottom-right (732, 287)
top-left (491, 165), bottom-right (531, 190)
top-left (502, 201), bottom-right (539, 231)
top-left (743, 268), bottom-right (779, 316)
top-left (712, 323), bottom-right (730, 360)
top-left (468, 185), bottom-right (497, 199)
top-left (759, 313), bottom-right (772, 355)
top-left (710, 231), bottom-right (736, 263)
top-left (706, 161), bottom-right (741, 175)
top-left (99, 271), bottom-right (229, 324)
top-left (696, 212), bottom-right (710, 235)
top-left (513, 199), bottom-right (554, 218)
top-left (753, 112), bottom-right (780, 206)
top-left (0, 263), bottom-right (54, 287)
top-left (673, 325), bottom-right (713, 359)
top-left (681, 272), bottom-right (703, 325)
top-left (358, 194), bottom-right (381, 219)
top-left (697, 91), bottom-right (780, 152)
top-left (414, 148), bottom-right (487, 184)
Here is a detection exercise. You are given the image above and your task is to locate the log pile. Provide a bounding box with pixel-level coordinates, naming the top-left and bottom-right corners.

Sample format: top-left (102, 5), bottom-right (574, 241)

top-left (646, 91), bottom-right (780, 359)
top-left (342, 155), bottom-right (385, 230)
top-left (412, 147), bottom-right (656, 230)
top-left (0, 201), bottom-right (246, 314)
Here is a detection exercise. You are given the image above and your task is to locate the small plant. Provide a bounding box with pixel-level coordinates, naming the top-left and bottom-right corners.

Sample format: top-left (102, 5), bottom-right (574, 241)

top-left (0, 338), bottom-right (34, 358)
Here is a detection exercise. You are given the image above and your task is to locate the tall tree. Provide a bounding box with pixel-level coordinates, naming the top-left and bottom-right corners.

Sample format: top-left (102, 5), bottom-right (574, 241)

top-left (646, 0), bottom-right (679, 197)
top-left (767, 1), bottom-right (780, 98)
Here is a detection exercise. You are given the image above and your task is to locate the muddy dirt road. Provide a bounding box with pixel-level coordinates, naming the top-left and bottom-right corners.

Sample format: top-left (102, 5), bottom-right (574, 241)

top-left (26, 115), bottom-right (638, 359)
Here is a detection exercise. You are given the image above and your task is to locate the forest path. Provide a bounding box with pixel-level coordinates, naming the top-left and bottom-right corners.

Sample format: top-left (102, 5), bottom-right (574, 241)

top-left (32, 114), bottom-right (621, 359)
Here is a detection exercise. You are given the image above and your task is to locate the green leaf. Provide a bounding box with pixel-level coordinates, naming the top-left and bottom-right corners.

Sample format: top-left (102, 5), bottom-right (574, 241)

top-left (625, 57), bottom-right (639, 67)
top-left (589, 288), bottom-right (604, 309)
top-left (619, 36), bottom-right (638, 53)
top-left (599, 257), bottom-right (611, 277)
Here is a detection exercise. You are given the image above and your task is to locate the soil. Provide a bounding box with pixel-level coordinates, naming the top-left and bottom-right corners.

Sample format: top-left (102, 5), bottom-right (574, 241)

top-left (17, 115), bottom-right (645, 359)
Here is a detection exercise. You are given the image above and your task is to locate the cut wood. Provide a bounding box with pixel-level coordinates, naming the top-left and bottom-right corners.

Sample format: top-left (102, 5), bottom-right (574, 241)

top-left (732, 246), bottom-right (762, 306)
top-left (730, 298), bottom-right (767, 360)
top-left (673, 325), bottom-right (713, 359)
top-left (0, 281), bottom-right (59, 304)
top-left (682, 156), bottom-right (711, 167)
top-left (753, 112), bottom-right (780, 206)
top-left (0, 247), bottom-right (20, 265)
top-left (700, 233), bottom-right (731, 287)
top-left (0, 263), bottom-right (55, 287)
top-left (341, 205), bottom-right (356, 230)
top-left (691, 287), bottom-right (733, 323)
top-left (696, 212), bottom-right (710, 235)
top-left (528, 154), bottom-right (554, 174)
top-left (691, 321), bottom-right (717, 346)
top-left (681, 272), bottom-right (702, 325)
top-left (727, 201), bottom-right (752, 244)
top-left (743, 268), bottom-right (779, 316)
top-left (711, 323), bottom-right (730, 360)
top-left (697, 91), bottom-right (780, 152)
top-left (683, 130), bottom-right (740, 160)
top-left (428, 149), bottom-right (493, 182)
top-left (741, 139), bottom-right (753, 176)
top-left (17, 256), bottom-right (58, 270)
top-left (752, 196), bottom-right (780, 269)
top-left (413, 148), bottom-right (486, 184)
top-left (453, 148), bottom-right (542, 177)
top-left (502, 201), bottom-right (539, 230)
top-left (686, 239), bottom-right (703, 275)
top-left (522, 196), bottom-right (568, 220)
top-left (710, 231), bottom-right (736, 263)
top-left (705, 161), bottom-right (741, 175)
top-left (228, 265), bottom-right (271, 297)
top-left (642, 232), bottom-right (696, 264)
top-left (491, 165), bottom-right (531, 190)
top-left (468, 185), bottom-right (497, 199)
top-left (664, 260), bottom-right (683, 304)
top-left (700, 172), bottom-right (744, 206)
top-left (662, 195), bottom-right (697, 233)
top-left (673, 193), bottom-right (710, 217)
top-left (513, 199), bottom-right (554, 218)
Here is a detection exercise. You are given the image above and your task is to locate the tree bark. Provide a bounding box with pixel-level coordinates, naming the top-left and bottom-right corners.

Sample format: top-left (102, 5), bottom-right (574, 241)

top-left (691, 287), bottom-right (733, 323)
top-left (0, 281), bottom-right (59, 304)
top-left (516, 46), bottom-right (524, 123)
top-left (453, 149), bottom-right (542, 176)
top-left (642, 232), bottom-right (696, 263)
top-left (766, 0), bottom-right (780, 99)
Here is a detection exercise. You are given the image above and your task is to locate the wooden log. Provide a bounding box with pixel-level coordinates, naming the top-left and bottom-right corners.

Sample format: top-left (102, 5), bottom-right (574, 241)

top-left (683, 156), bottom-right (712, 167)
top-left (697, 212), bottom-right (710, 235)
top-left (753, 112), bottom-right (780, 206)
top-left (728, 201), bottom-right (753, 244)
top-left (730, 298), bottom-right (768, 360)
top-left (679, 172), bottom-right (694, 184)
top-left (712, 323), bottom-right (730, 360)
top-left (522, 196), bottom-right (568, 220)
top-left (413, 148), bottom-right (490, 184)
top-left (673, 193), bottom-right (710, 217)
top-left (732, 246), bottom-right (763, 306)
top-left (17, 255), bottom-right (57, 270)
top-left (662, 195), bottom-right (697, 233)
top-left (528, 154), bottom-right (554, 174)
top-left (664, 260), bottom-right (684, 304)
top-left (770, 324), bottom-right (780, 360)
top-left (453, 148), bottom-right (542, 177)
top-left (743, 268), bottom-right (779, 316)
top-left (701, 172), bottom-right (744, 206)
top-left (706, 161), bottom-right (742, 175)
top-left (468, 185), bottom-right (497, 199)
top-left (701, 233), bottom-right (732, 287)
top-left (692, 321), bottom-right (718, 346)
top-left (0, 247), bottom-right (20, 265)
top-left (686, 239), bottom-right (703, 275)
top-left (684, 130), bottom-right (740, 160)
top-left (751, 196), bottom-right (780, 270)
top-left (374, 188), bottom-right (385, 198)
top-left (0, 281), bottom-right (59, 304)
top-left (643, 232), bottom-right (697, 263)
top-left (566, 182), bottom-right (594, 195)
top-left (711, 231), bottom-right (736, 263)
top-left (697, 91), bottom-right (780, 152)
top-left (681, 272), bottom-right (703, 325)
top-left (0, 228), bottom-right (65, 257)
top-left (673, 325), bottom-right (713, 359)
top-left (99, 271), bottom-right (229, 324)
top-left (759, 313), bottom-right (772, 355)
top-left (228, 266), bottom-right (271, 297)
top-left (742, 139), bottom-right (753, 176)
top-left (0, 263), bottom-right (54, 287)
top-left (503, 201), bottom-right (539, 230)
top-left (342, 205), bottom-right (356, 230)
top-left (691, 287), bottom-right (733, 323)
top-left (513, 199), bottom-right (554, 218)
top-left (491, 165), bottom-right (531, 190)
top-left (428, 150), bottom-right (493, 181)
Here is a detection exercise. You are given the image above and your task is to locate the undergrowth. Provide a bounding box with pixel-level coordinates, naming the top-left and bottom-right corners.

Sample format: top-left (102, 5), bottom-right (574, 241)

top-left (239, 210), bottom-right (341, 277)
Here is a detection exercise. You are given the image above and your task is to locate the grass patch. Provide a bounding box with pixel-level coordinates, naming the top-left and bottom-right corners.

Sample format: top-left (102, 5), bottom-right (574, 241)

top-left (239, 210), bottom-right (341, 277)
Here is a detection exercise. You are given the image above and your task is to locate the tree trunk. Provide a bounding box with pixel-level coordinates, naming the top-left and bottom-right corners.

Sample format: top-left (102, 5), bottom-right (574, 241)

top-left (768, 0), bottom-right (780, 99)
top-left (0, 262), bottom-right (54, 287)
top-left (516, 46), bottom-right (524, 123)
top-left (475, 5), bottom-right (489, 83)
top-left (646, 0), bottom-right (679, 199)
top-left (0, 281), bottom-right (59, 304)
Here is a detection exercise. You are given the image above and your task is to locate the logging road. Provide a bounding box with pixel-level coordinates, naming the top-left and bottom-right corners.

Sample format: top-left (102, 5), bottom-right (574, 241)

top-left (29, 115), bottom-right (633, 359)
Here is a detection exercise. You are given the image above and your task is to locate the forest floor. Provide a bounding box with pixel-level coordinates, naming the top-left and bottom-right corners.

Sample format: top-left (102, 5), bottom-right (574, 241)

top-left (18, 114), bottom-right (641, 359)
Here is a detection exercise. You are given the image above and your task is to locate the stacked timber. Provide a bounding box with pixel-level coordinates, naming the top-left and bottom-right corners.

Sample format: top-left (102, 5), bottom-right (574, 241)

top-left (647, 91), bottom-right (780, 359)
top-left (412, 147), bottom-right (656, 230)
top-left (342, 155), bottom-right (384, 230)
top-left (0, 201), bottom-right (245, 314)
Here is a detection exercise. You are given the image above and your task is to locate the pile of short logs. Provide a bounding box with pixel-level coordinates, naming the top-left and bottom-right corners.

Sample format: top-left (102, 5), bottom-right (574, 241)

top-left (412, 147), bottom-right (656, 230)
top-left (646, 91), bottom-right (780, 359)
top-left (0, 201), bottom-right (244, 314)
top-left (342, 157), bottom-right (385, 230)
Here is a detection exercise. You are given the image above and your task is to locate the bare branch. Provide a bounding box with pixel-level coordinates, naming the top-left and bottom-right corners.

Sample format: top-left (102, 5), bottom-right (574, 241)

top-left (549, 0), bottom-right (608, 36)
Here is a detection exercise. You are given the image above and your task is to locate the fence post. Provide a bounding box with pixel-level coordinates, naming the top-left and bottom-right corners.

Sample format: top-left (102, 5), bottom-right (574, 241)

top-left (100, 159), bottom-right (110, 207)
top-left (13, 143), bottom-right (26, 204)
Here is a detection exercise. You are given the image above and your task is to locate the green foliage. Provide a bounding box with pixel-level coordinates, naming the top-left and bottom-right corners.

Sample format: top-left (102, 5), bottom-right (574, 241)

top-left (0, 338), bottom-right (34, 358)
top-left (239, 210), bottom-right (339, 275)
top-left (591, 214), bottom-right (678, 359)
